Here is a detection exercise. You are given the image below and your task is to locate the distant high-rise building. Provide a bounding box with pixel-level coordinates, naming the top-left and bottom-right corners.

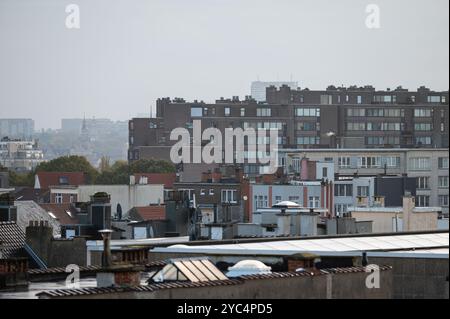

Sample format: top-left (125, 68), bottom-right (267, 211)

top-left (0, 119), bottom-right (34, 140)
top-left (251, 81), bottom-right (298, 102)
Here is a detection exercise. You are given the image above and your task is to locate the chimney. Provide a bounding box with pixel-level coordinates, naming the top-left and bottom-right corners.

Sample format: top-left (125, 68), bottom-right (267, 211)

top-left (402, 195), bottom-right (415, 231)
top-left (373, 196), bottom-right (385, 207)
top-left (356, 196), bottom-right (369, 207)
top-left (300, 157), bottom-right (309, 181)
top-left (276, 209), bottom-right (291, 237)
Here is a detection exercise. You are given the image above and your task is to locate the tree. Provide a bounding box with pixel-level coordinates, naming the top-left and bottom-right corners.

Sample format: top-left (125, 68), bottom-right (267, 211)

top-left (129, 159), bottom-right (175, 174)
top-left (35, 155), bottom-right (98, 183)
top-left (99, 156), bottom-right (111, 173)
top-left (9, 171), bottom-right (34, 187)
top-left (95, 159), bottom-right (175, 185)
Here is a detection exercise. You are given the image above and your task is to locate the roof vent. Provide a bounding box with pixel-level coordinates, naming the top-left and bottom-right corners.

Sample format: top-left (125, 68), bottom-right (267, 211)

top-left (226, 260), bottom-right (272, 277)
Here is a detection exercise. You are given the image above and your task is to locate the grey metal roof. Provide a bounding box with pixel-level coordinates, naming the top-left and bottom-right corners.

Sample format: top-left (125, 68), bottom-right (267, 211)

top-left (0, 221), bottom-right (26, 259)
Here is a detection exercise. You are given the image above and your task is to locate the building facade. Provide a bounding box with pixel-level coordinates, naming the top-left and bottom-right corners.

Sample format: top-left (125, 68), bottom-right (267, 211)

top-left (0, 119), bottom-right (34, 140)
top-left (251, 81), bottom-right (298, 102)
top-left (281, 148), bottom-right (449, 215)
top-left (0, 138), bottom-right (44, 172)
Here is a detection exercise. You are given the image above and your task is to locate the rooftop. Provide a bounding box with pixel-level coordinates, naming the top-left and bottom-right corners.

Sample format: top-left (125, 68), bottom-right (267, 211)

top-left (151, 231), bottom-right (449, 258)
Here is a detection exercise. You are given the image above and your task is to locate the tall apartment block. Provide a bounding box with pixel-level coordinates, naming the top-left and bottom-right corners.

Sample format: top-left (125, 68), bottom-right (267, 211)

top-left (129, 85), bottom-right (448, 169)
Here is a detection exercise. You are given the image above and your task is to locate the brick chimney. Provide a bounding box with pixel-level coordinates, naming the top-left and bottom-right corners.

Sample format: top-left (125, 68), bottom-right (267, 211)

top-left (211, 168), bottom-right (222, 183)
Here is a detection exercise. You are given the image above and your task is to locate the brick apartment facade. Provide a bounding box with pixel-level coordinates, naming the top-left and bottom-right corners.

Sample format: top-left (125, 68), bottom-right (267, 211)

top-left (129, 85), bottom-right (449, 175)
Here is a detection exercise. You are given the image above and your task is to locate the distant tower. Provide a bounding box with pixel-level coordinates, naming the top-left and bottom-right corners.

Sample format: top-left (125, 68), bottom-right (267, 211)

top-left (81, 114), bottom-right (88, 135)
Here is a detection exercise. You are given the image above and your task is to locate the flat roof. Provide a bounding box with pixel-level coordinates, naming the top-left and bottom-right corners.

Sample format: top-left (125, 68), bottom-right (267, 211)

top-left (348, 207), bottom-right (442, 213)
top-left (151, 232), bottom-right (449, 258)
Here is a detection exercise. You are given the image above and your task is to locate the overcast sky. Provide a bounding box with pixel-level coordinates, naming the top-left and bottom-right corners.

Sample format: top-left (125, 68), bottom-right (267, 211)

top-left (0, 0), bottom-right (448, 129)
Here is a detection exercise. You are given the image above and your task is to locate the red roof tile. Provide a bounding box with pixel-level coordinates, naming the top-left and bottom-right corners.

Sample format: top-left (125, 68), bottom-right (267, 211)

top-left (36, 172), bottom-right (87, 189)
top-left (132, 206), bottom-right (166, 221)
top-left (134, 173), bottom-right (176, 188)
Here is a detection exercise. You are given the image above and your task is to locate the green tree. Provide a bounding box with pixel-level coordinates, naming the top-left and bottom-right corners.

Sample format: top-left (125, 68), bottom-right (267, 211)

top-left (9, 171), bottom-right (34, 187)
top-left (129, 159), bottom-right (175, 174)
top-left (35, 155), bottom-right (99, 183)
top-left (95, 161), bottom-right (129, 185)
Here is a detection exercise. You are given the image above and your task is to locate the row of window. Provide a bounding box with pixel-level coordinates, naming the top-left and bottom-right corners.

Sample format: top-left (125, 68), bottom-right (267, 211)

top-left (416, 176), bottom-right (449, 189)
top-left (416, 195), bottom-right (449, 207)
top-left (347, 122), bottom-right (403, 131)
top-left (338, 156), bottom-right (400, 168)
top-left (366, 136), bottom-right (400, 145)
top-left (346, 108), bottom-right (438, 118)
top-left (409, 157), bottom-right (449, 171)
top-left (178, 189), bottom-right (238, 204)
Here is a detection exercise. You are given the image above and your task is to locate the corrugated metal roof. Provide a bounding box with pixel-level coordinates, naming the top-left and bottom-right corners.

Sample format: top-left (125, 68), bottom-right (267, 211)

top-left (152, 232), bottom-right (449, 257)
top-left (0, 221), bottom-right (26, 258)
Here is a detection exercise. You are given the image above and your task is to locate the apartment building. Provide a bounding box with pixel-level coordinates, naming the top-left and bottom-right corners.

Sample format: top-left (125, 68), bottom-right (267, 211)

top-left (0, 119), bottom-right (34, 140)
top-left (281, 148), bottom-right (449, 215)
top-left (0, 138), bottom-right (44, 172)
top-left (128, 86), bottom-right (448, 175)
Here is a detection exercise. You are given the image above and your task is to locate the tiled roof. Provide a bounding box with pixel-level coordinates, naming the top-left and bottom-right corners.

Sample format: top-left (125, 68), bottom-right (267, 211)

top-left (28, 265), bottom-right (101, 276)
top-left (36, 172), bottom-right (87, 189)
top-left (13, 187), bottom-right (50, 203)
top-left (0, 221), bottom-right (26, 259)
top-left (38, 203), bottom-right (79, 225)
top-left (35, 265), bottom-right (394, 298)
top-left (134, 173), bottom-right (177, 188)
top-left (36, 279), bottom-right (242, 298)
top-left (132, 206), bottom-right (166, 221)
top-left (15, 201), bottom-right (60, 237)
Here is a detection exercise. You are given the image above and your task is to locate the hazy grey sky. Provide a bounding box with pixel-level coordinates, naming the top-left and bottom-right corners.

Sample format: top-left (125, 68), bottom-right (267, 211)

top-left (0, 0), bottom-right (448, 129)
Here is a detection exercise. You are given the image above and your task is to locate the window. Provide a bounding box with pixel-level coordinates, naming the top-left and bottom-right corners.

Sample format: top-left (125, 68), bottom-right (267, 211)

top-left (191, 107), bottom-right (203, 117)
top-left (221, 189), bottom-right (237, 204)
top-left (416, 195), bottom-right (430, 207)
top-left (439, 195), bottom-right (449, 207)
top-left (346, 108), bottom-right (365, 117)
top-left (275, 196), bottom-right (282, 204)
top-left (384, 109), bottom-right (403, 117)
top-left (347, 122), bottom-right (366, 131)
top-left (55, 193), bottom-right (63, 204)
top-left (240, 108), bottom-right (245, 117)
top-left (335, 204), bottom-right (349, 215)
top-left (69, 195), bottom-right (75, 203)
top-left (438, 157), bottom-right (449, 169)
top-left (320, 95), bottom-right (333, 105)
top-left (367, 122), bottom-right (401, 131)
top-left (358, 157), bottom-right (381, 168)
top-left (255, 195), bottom-right (268, 208)
top-left (357, 186), bottom-right (370, 197)
top-left (322, 167), bottom-right (328, 179)
top-left (441, 123), bottom-right (445, 132)
top-left (210, 107), bottom-right (216, 116)
top-left (414, 109), bottom-right (432, 117)
top-left (384, 156), bottom-right (400, 168)
top-left (367, 136), bottom-right (400, 145)
top-left (209, 189), bottom-right (215, 196)
top-left (366, 108), bottom-right (384, 117)
top-left (427, 96), bottom-right (442, 103)
top-left (416, 177), bottom-right (430, 190)
top-left (345, 95), bottom-right (349, 102)
top-left (257, 108), bottom-right (271, 117)
top-left (200, 189), bottom-right (206, 196)
top-left (409, 157), bottom-right (431, 171)
top-left (288, 196), bottom-right (300, 204)
top-left (414, 123), bottom-right (433, 131)
top-left (335, 184), bottom-right (353, 197)
top-left (297, 136), bottom-right (320, 145)
top-left (58, 176), bottom-right (69, 185)
top-left (373, 95), bottom-right (393, 103)
top-left (308, 196), bottom-right (320, 208)
top-left (357, 96), bottom-right (362, 104)
top-left (338, 156), bottom-right (351, 168)
top-left (297, 122), bottom-right (316, 131)
top-left (295, 108), bottom-right (320, 117)
top-left (224, 107), bottom-right (231, 116)
top-left (438, 176), bottom-right (449, 188)
top-left (415, 136), bottom-right (432, 145)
